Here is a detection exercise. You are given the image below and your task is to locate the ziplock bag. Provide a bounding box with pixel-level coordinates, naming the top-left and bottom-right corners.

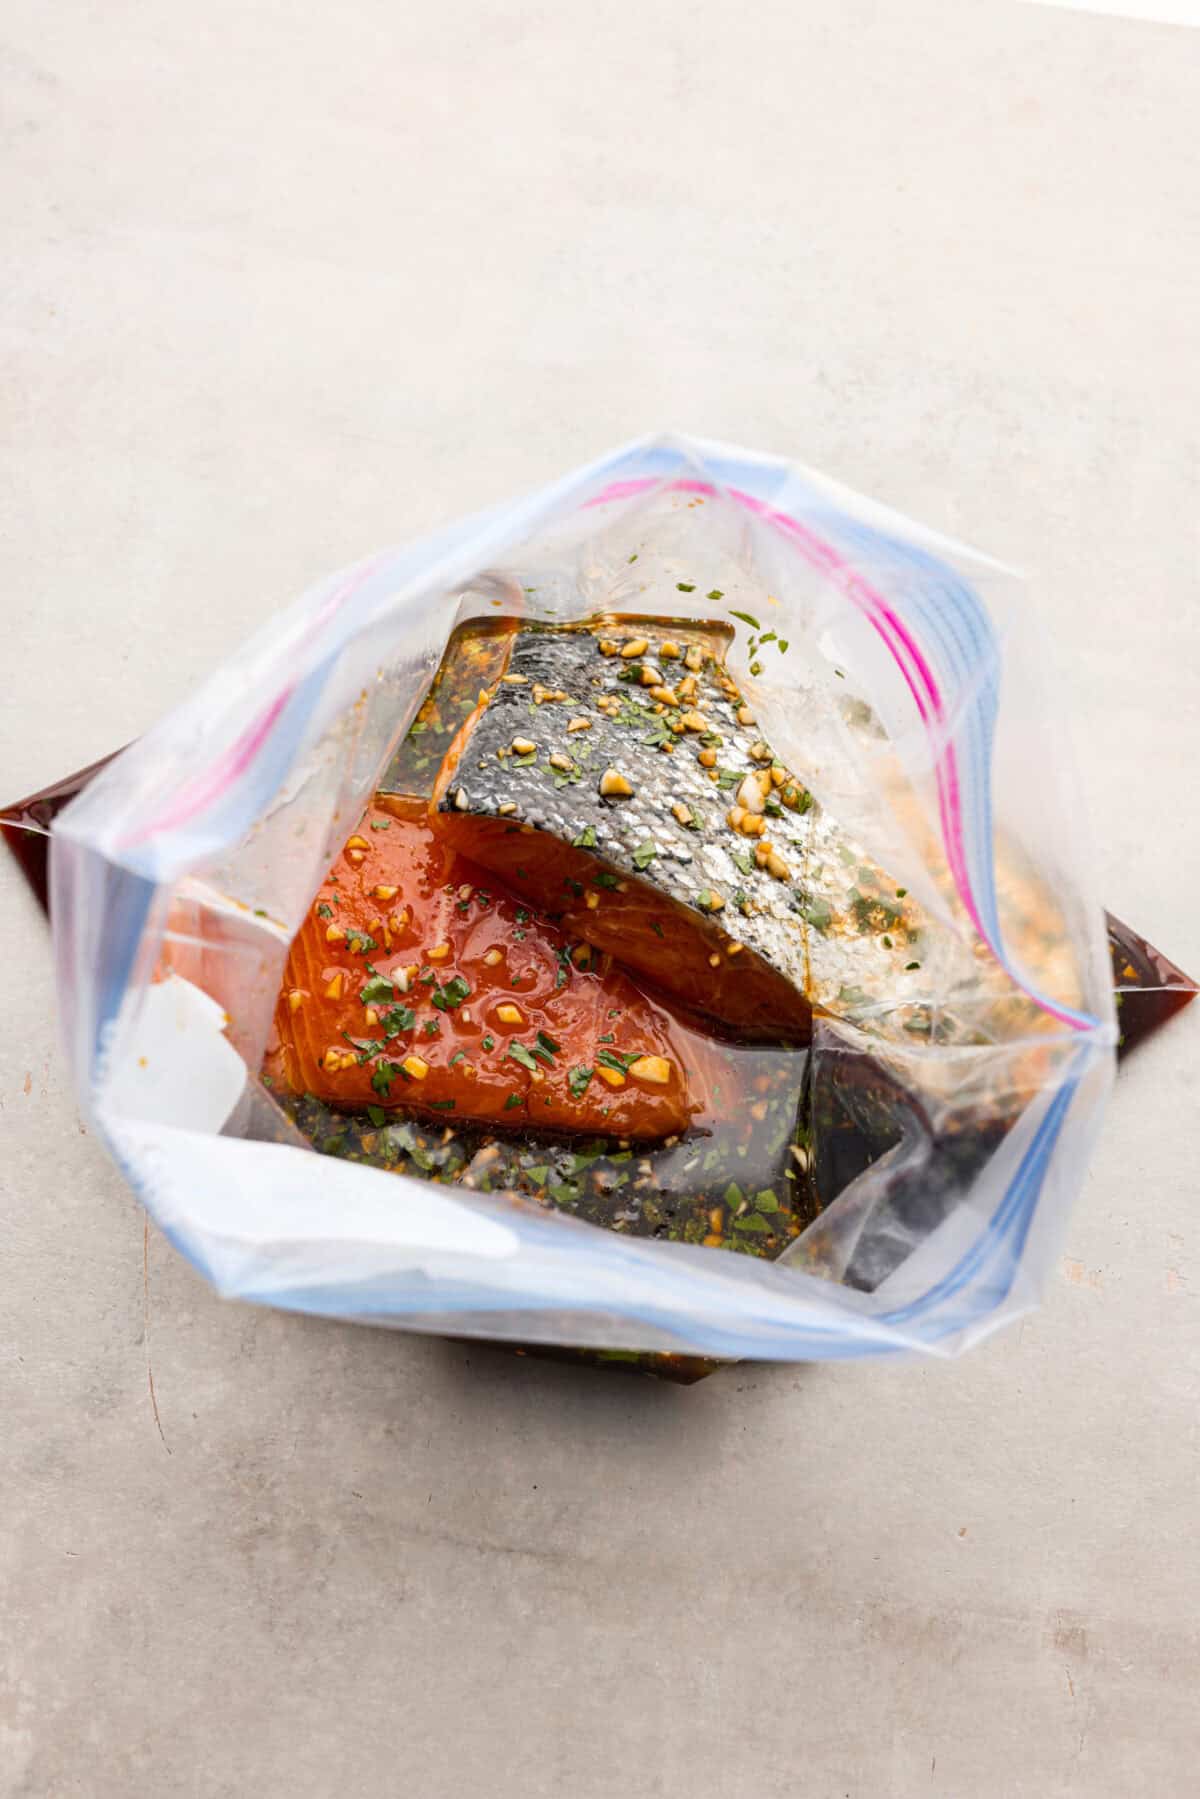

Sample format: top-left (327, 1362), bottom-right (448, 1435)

top-left (47, 435), bottom-right (1129, 1361)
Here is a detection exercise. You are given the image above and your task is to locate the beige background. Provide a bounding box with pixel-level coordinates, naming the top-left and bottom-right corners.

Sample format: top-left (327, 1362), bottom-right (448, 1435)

top-left (3, 2), bottom-right (1198, 1794)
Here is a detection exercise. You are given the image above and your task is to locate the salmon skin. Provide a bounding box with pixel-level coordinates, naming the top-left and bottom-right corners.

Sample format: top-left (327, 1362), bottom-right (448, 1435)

top-left (431, 618), bottom-right (934, 1043)
top-left (270, 796), bottom-right (704, 1139)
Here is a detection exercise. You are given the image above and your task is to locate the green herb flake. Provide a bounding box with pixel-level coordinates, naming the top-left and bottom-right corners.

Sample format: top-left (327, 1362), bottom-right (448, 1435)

top-left (317, 903), bottom-right (333, 919)
top-left (729, 609), bottom-right (761, 630)
top-left (596, 1048), bottom-right (637, 1076)
top-left (380, 1004), bottom-right (416, 1037)
top-left (632, 842), bottom-right (657, 871)
top-left (367, 1105), bottom-right (388, 1127)
top-left (371, 1061), bottom-right (402, 1097)
top-left (724, 1182), bottom-right (745, 1207)
top-left (754, 1188), bottom-right (780, 1213)
top-left (449, 1050), bottom-right (466, 1066)
top-left (526, 1164), bottom-right (550, 1185)
top-left (536, 1030), bottom-right (561, 1057)
top-left (360, 971), bottom-right (395, 1004)
top-left (568, 1067), bottom-right (593, 1099)
top-left (651, 920), bottom-right (665, 938)
top-left (676, 582), bottom-right (696, 592)
top-left (896, 888), bottom-right (907, 899)
top-left (707, 589), bottom-right (724, 601)
top-left (348, 932), bottom-right (378, 955)
top-left (593, 871), bottom-right (620, 890)
top-left (503, 1093), bottom-right (524, 1111)
top-left (428, 1099), bottom-right (456, 1111)
top-left (431, 974), bottom-right (472, 1012)
top-left (369, 819), bottom-right (391, 830)
top-left (423, 1018), bottom-right (440, 1037)
top-left (734, 1212), bottom-right (769, 1233)
top-left (906, 961), bottom-right (921, 971)
top-left (482, 1034), bottom-right (495, 1051)
top-left (507, 1042), bottom-right (540, 1074)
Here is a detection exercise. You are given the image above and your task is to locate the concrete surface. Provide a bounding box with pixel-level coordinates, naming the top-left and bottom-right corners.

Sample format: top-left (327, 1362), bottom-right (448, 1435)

top-left (3, 1), bottom-right (1198, 1794)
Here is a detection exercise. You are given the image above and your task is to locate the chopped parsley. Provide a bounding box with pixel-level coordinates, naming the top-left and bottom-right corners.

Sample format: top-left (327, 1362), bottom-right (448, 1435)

top-left (536, 1030), bottom-right (561, 1057)
top-left (371, 1061), bottom-right (404, 1096)
top-left (431, 974), bottom-right (471, 1011)
top-left (503, 1093), bottom-right (524, 1111)
top-left (707, 589), bottom-right (724, 601)
top-left (568, 1067), bottom-right (593, 1098)
top-left (729, 609), bottom-right (761, 630)
top-left (317, 903), bottom-right (333, 919)
top-left (379, 1004), bottom-right (416, 1038)
top-left (593, 870), bottom-right (620, 890)
top-left (507, 1043), bottom-right (540, 1074)
top-left (482, 1034), bottom-right (495, 1051)
top-left (347, 932), bottom-right (377, 955)
top-left (367, 1105), bottom-right (387, 1127)
top-left (632, 842), bottom-right (657, 871)
top-left (360, 969), bottom-right (395, 1004)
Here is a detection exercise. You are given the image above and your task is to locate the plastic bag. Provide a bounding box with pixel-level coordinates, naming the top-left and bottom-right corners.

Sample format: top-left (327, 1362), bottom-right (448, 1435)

top-left (51, 434), bottom-right (1118, 1361)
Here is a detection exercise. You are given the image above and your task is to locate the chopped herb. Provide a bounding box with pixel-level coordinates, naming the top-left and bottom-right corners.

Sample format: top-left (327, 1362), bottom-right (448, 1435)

top-left (764, 798), bottom-right (782, 817)
top-left (449, 1050), bottom-right (466, 1067)
top-left (347, 932), bottom-right (377, 955)
top-left (317, 903), bottom-right (333, 919)
top-left (707, 588), bottom-right (724, 600)
top-left (371, 1061), bottom-right (403, 1097)
top-left (906, 961), bottom-right (921, 971)
top-left (367, 1105), bottom-right (387, 1127)
top-left (596, 1048), bottom-right (637, 1076)
top-left (628, 553), bottom-right (638, 563)
top-left (593, 871), bottom-right (620, 890)
top-left (716, 768), bottom-right (741, 790)
top-left (750, 660), bottom-right (763, 676)
top-left (503, 1093), bottom-right (524, 1111)
top-left (732, 849), bottom-right (754, 876)
top-left (698, 731), bottom-right (723, 748)
top-left (835, 668), bottom-right (845, 679)
top-left (564, 877), bottom-right (584, 897)
top-left (882, 935), bottom-right (893, 949)
top-left (729, 609), bottom-right (760, 629)
top-left (507, 1042), bottom-right (540, 1074)
top-left (369, 820), bottom-right (391, 830)
top-left (555, 946), bottom-right (573, 990)
top-left (759, 630), bottom-right (777, 645)
top-left (360, 971), bottom-right (395, 1004)
top-left (598, 1033), bottom-right (615, 1044)
top-left (536, 1030), bottom-right (561, 1057)
top-left (526, 1164), bottom-right (550, 1185)
top-left (734, 1212), bottom-right (769, 1233)
top-left (431, 974), bottom-right (472, 1011)
top-left (423, 1018), bottom-right (440, 1037)
top-left (428, 1099), bottom-right (456, 1111)
top-left (754, 1189), bottom-right (780, 1213)
top-left (510, 751), bottom-right (537, 767)
top-left (896, 888), bottom-right (907, 899)
top-left (676, 582), bottom-right (695, 592)
top-left (724, 1182), bottom-right (745, 1207)
top-left (253, 908), bottom-right (268, 918)
top-left (568, 1067), bottom-right (594, 1098)
top-left (651, 920), bottom-right (664, 938)
top-left (777, 639), bottom-right (789, 653)
top-left (632, 842), bottom-right (657, 871)
top-left (482, 1034), bottom-right (496, 1051)
top-left (380, 1004), bottom-right (416, 1037)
